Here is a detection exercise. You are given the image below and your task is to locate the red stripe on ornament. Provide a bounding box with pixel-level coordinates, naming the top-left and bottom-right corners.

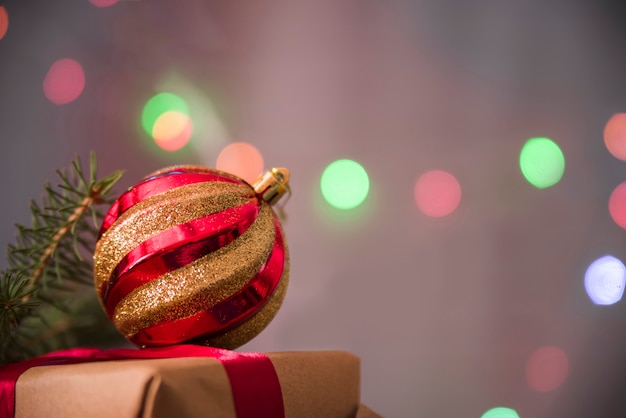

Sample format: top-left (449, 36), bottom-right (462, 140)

top-left (128, 217), bottom-right (285, 346)
top-left (103, 200), bottom-right (260, 316)
top-left (99, 170), bottom-right (242, 237)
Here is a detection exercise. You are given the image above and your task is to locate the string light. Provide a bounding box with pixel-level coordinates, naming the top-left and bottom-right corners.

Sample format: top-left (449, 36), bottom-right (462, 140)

top-left (152, 111), bottom-right (193, 152)
top-left (142, 93), bottom-right (188, 135)
top-left (320, 159), bottom-right (370, 210)
top-left (584, 255), bottom-right (626, 305)
top-left (481, 407), bottom-right (520, 418)
top-left (414, 170), bottom-right (461, 217)
top-left (141, 92), bottom-right (192, 152)
top-left (609, 182), bottom-right (626, 230)
top-left (43, 58), bottom-right (86, 105)
top-left (89, 0), bottom-right (119, 7)
top-left (519, 137), bottom-right (565, 189)
top-left (216, 142), bottom-right (264, 184)
top-left (525, 346), bottom-right (569, 392)
top-left (603, 113), bottom-right (626, 161)
top-left (0, 6), bottom-right (8, 41)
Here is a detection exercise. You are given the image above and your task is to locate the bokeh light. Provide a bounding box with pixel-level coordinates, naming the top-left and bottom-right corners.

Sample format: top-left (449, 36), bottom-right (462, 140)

top-left (152, 111), bottom-right (193, 152)
top-left (481, 407), bottom-right (520, 418)
top-left (320, 159), bottom-right (370, 210)
top-left (519, 137), bottom-right (565, 189)
top-left (89, 0), bottom-right (119, 7)
top-left (141, 92), bottom-right (189, 137)
top-left (584, 255), bottom-right (626, 305)
top-left (0, 6), bottom-right (8, 41)
top-left (603, 113), bottom-right (626, 161)
top-left (216, 142), bottom-right (264, 184)
top-left (414, 170), bottom-right (462, 217)
top-left (609, 182), bottom-right (626, 229)
top-left (525, 346), bottom-right (569, 392)
top-left (43, 58), bottom-right (85, 105)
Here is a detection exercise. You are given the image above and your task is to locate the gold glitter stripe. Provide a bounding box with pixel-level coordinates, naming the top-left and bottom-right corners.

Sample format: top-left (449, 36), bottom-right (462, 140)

top-left (94, 181), bottom-right (252, 294)
top-left (113, 204), bottom-right (277, 338)
top-left (200, 251), bottom-right (290, 349)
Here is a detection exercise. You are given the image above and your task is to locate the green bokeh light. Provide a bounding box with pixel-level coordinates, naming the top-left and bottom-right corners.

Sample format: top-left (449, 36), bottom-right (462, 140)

top-left (320, 159), bottom-right (370, 210)
top-left (481, 407), bottom-right (520, 418)
top-left (141, 92), bottom-right (189, 136)
top-left (519, 137), bottom-right (565, 189)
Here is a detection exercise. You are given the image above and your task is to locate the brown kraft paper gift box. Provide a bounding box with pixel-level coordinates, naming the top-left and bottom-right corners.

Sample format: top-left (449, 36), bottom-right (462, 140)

top-left (13, 351), bottom-right (383, 418)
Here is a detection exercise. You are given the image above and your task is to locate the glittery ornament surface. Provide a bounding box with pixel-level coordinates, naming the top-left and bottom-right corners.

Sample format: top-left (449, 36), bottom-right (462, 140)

top-left (94, 181), bottom-right (252, 294)
top-left (93, 166), bottom-right (290, 349)
top-left (199, 249), bottom-right (289, 349)
top-left (114, 204), bottom-right (276, 336)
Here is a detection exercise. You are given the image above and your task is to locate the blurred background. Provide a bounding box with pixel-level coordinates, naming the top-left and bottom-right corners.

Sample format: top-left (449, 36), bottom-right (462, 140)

top-left (2, 0), bottom-right (626, 416)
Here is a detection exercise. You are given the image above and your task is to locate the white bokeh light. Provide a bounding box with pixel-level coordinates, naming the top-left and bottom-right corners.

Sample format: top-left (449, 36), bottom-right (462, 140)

top-left (584, 255), bottom-right (626, 306)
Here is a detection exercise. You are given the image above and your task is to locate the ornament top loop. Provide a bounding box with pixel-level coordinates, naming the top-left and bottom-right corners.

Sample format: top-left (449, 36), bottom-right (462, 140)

top-left (253, 168), bottom-right (290, 206)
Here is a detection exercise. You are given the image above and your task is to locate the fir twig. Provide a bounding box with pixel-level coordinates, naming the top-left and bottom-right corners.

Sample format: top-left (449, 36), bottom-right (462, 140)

top-left (24, 194), bottom-right (96, 302)
top-left (0, 153), bottom-right (125, 364)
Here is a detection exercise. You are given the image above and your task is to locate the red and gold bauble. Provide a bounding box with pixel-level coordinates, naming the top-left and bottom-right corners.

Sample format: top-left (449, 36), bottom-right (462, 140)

top-left (93, 165), bottom-right (290, 349)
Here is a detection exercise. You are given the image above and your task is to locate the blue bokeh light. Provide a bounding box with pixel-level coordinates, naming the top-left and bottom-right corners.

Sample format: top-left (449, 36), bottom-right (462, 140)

top-left (584, 255), bottom-right (626, 306)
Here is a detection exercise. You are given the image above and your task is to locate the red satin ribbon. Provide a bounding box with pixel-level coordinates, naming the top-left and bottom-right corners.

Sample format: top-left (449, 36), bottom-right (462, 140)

top-left (0, 345), bottom-right (285, 418)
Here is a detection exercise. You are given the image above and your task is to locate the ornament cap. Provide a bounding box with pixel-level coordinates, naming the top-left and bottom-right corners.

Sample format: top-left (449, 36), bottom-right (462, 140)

top-left (253, 168), bottom-right (290, 206)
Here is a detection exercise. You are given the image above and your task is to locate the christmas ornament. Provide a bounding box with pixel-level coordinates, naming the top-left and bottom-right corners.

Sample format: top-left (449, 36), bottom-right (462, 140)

top-left (93, 165), bottom-right (290, 349)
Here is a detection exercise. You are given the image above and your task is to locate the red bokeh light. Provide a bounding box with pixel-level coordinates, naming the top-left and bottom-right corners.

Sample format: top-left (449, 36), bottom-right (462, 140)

top-left (414, 170), bottom-right (462, 217)
top-left (89, 0), bottom-right (119, 7)
top-left (152, 111), bottom-right (193, 152)
top-left (0, 6), bottom-right (8, 41)
top-left (604, 113), bottom-right (626, 161)
top-left (43, 58), bottom-right (85, 105)
top-left (609, 181), bottom-right (626, 230)
top-left (216, 142), bottom-right (264, 184)
top-left (526, 346), bottom-right (569, 393)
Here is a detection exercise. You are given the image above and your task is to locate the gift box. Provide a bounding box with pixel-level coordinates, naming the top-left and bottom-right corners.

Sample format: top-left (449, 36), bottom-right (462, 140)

top-left (5, 347), bottom-right (382, 418)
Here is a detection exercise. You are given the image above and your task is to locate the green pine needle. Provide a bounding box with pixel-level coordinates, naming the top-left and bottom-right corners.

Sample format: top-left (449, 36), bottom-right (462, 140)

top-left (0, 152), bottom-right (126, 364)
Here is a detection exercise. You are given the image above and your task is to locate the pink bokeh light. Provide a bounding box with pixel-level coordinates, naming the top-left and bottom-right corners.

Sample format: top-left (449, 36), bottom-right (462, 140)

top-left (414, 170), bottom-right (462, 217)
top-left (609, 181), bottom-right (626, 230)
top-left (216, 142), bottom-right (264, 184)
top-left (152, 111), bottom-right (193, 152)
top-left (0, 6), bottom-right (8, 41)
top-left (89, 0), bottom-right (119, 8)
top-left (525, 346), bottom-right (569, 392)
top-left (43, 58), bottom-right (85, 105)
top-left (604, 113), bottom-right (626, 161)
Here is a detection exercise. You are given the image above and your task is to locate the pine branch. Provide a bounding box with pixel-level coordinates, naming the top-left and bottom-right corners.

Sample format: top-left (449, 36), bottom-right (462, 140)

top-left (0, 153), bottom-right (126, 364)
top-left (23, 193), bottom-right (96, 302)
